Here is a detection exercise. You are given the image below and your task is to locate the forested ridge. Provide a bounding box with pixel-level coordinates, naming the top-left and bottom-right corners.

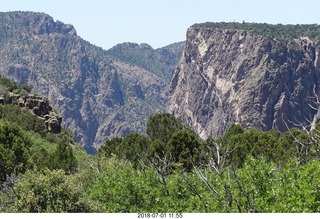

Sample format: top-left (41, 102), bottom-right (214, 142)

top-left (1, 76), bottom-right (320, 212)
top-left (105, 42), bottom-right (185, 82)
top-left (192, 22), bottom-right (320, 41)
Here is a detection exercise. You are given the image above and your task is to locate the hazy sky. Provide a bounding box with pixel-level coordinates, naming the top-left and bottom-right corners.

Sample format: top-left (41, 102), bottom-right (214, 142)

top-left (1, 0), bottom-right (320, 50)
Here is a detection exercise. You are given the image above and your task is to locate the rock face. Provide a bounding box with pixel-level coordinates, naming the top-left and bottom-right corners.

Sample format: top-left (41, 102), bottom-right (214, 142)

top-left (0, 11), bottom-right (181, 153)
top-left (0, 93), bottom-right (62, 133)
top-left (168, 25), bottom-right (320, 139)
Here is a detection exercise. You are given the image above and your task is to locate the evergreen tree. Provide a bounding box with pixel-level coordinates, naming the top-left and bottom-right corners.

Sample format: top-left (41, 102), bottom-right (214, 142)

top-left (166, 129), bottom-right (202, 171)
top-left (147, 113), bottom-right (184, 144)
top-left (48, 140), bottom-right (77, 173)
top-left (0, 120), bottom-right (32, 183)
top-left (99, 136), bottom-right (123, 157)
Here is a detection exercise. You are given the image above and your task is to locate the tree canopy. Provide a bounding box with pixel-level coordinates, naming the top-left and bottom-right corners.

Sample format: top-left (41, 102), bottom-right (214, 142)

top-left (2, 110), bottom-right (320, 212)
top-left (192, 22), bottom-right (320, 41)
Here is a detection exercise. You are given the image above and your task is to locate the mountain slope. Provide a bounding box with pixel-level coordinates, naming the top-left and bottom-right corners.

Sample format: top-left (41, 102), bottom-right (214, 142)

top-left (106, 41), bottom-right (185, 82)
top-left (168, 22), bottom-right (320, 139)
top-left (0, 11), bottom-right (173, 153)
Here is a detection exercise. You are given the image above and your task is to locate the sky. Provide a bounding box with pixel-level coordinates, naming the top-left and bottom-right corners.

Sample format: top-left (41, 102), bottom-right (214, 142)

top-left (1, 0), bottom-right (320, 50)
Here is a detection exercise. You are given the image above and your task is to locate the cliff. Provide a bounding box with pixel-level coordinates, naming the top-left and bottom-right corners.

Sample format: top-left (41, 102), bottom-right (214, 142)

top-left (0, 11), bottom-right (181, 153)
top-left (168, 23), bottom-right (320, 139)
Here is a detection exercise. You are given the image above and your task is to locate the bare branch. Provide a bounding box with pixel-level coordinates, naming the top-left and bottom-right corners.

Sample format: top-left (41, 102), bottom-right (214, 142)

top-left (194, 167), bottom-right (219, 201)
top-left (183, 174), bottom-right (209, 212)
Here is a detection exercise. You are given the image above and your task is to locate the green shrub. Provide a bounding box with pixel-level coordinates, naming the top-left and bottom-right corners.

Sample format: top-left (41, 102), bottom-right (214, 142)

top-left (0, 77), bottom-right (18, 92)
top-left (0, 120), bottom-right (32, 183)
top-left (20, 84), bottom-right (31, 93)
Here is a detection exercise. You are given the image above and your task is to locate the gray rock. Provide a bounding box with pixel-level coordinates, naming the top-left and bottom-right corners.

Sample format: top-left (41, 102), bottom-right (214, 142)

top-left (0, 11), bottom-right (182, 153)
top-left (47, 117), bottom-right (62, 133)
top-left (0, 97), bottom-right (5, 105)
top-left (168, 26), bottom-right (320, 139)
top-left (14, 92), bottom-right (63, 133)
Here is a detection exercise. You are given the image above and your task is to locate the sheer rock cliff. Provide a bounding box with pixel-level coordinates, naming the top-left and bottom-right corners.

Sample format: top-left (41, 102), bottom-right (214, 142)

top-left (168, 26), bottom-right (320, 139)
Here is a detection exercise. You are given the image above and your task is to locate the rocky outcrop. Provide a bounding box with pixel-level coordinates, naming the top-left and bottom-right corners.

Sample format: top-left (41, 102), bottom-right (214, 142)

top-left (0, 93), bottom-right (62, 133)
top-left (168, 25), bottom-right (320, 139)
top-left (0, 11), bottom-right (179, 153)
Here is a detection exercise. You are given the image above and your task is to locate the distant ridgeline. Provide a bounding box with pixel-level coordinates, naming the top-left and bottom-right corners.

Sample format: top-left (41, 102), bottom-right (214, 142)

top-left (192, 22), bottom-right (320, 41)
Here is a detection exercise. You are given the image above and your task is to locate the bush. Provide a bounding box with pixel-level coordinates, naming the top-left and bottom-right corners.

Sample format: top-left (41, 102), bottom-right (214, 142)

top-left (0, 77), bottom-right (18, 92)
top-left (166, 129), bottom-right (202, 171)
top-left (2, 169), bottom-right (99, 212)
top-left (48, 140), bottom-right (77, 173)
top-left (147, 113), bottom-right (184, 144)
top-left (0, 120), bottom-right (32, 183)
top-left (20, 84), bottom-right (31, 93)
top-left (0, 105), bottom-right (47, 137)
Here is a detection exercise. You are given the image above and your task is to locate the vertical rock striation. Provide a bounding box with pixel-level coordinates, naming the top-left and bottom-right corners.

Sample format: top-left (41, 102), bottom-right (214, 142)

top-left (168, 25), bottom-right (320, 139)
top-left (0, 11), bottom-right (173, 153)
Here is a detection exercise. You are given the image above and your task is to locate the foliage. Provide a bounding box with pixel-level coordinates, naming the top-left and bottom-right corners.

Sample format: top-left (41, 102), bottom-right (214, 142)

top-left (0, 104), bottom-right (47, 137)
top-left (192, 22), bottom-right (320, 41)
top-left (102, 133), bottom-right (150, 169)
top-left (0, 120), bottom-right (32, 183)
top-left (0, 119), bottom-right (78, 185)
top-left (48, 140), bottom-right (78, 173)
top-left (146, 113), bottom-right (202, 171)
top-left (88, 156), bottom-right (209, 212)
top-left (99, 136), bottom-right (123, 157)
top-left (0, 169), bottom-right (99, 212)
top-left (229, 157), bottom-right (320, 212)
top-left (216, 125), bottom-right (316, 168)
top-left (87, 155), bottom-right (320, 212)
top-left (88, 159), bottom-right (161, 212)
top-left (0, 77), bottom-right (32, 94)
top-left (19, 84), bottom-right (32, 93)
top-left (100, 113), bottom-right (203, 172)
top-left (2, 108), bottom-right (320, 212)
top-left (147, 112), bottom-right (184, 144)
top-left (0, 77), bottom-right (18, 92)
top-left (166, 129), bottom-right (202, 171)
